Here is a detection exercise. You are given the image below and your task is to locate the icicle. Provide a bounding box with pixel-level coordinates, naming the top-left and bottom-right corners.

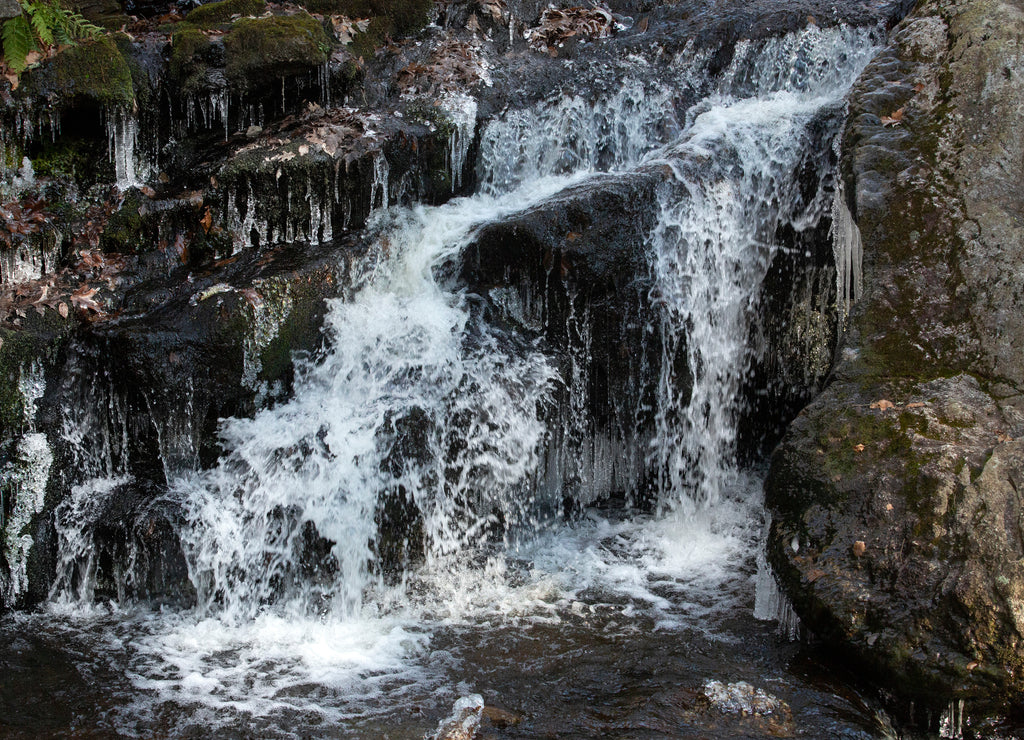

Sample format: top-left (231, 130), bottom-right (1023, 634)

top-left (939, 699), bottom-right (966, 739)
top-left (754, 531), bottom-right (801, 640)
top-left (106, 108), bottom-right (142, 190)
top-left (831, 181), bottom-right (863, 327)
top-left (441, 93), bottom-right (477, 191)
top-left (371, 151), bottom-right (390, 211)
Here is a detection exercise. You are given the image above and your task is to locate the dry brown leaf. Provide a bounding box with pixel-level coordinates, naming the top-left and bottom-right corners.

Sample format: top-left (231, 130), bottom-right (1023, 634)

top-left (880, 108), bottom-right (905, 126)
top-left (852, 540), bottom-right (866, 557)
top-left (58, 302), bottom-right (69, 318)
top-left (870, 399), bottom-right (895, 411)
top-left (906, 401), bottom-right (925, 408)
top-left (998, 433), bottom-right (1014, 443)
top-left (886, 503), bottom-right (893, 511)
top-left (4, 71), bottom-right (19, 91)
top-left (853, 443), bottom-right (865, 452)
top-left (806, 568), bottom-right (826, 583)
top-left (966, 661), bottom-right (980, 671)
top-left (200, 206), bottom-right (213, 234)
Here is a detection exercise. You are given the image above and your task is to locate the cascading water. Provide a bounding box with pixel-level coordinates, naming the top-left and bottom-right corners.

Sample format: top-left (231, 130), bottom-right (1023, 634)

top-left (10, 22), bottom-right (893, 737)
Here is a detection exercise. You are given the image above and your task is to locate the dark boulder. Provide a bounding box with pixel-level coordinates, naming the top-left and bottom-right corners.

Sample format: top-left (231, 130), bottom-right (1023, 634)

top-left (767, 0), bottom-right (1024, 716)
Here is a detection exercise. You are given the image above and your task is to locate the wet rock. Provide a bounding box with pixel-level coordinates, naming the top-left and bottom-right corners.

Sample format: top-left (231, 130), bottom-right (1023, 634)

top-left (767, 0), bottom-right (1024, 715)
top-left (429, 694), bottom-right (484, 740)
top-left (697, 680), bottom-right (795, 737)
top-left (184, 0), bottom-right (266, 28)
top-left (481, 705), bottom-right (522, 728)
top-left (20, 36), bottom-right (136, 109)
top-left (223, 14), bottom-right (330, 89)
top-left (0, 0), bottom-right (20, 21)
top-left (461, 171), bottom-right (664, 505)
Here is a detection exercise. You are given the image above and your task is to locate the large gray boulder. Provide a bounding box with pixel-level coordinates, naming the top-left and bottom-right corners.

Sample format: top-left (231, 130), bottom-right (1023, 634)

top-left (767, 0), bottom-right (1024, 713)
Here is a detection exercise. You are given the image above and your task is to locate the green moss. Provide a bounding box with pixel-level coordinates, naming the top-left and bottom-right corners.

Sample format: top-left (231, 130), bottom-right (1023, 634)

top-left (50, 36), bottom-right (134, 107)
top-left (223, 14), bottom-right (331, 88)
top-left (0, 314), bottom-right (72, 443)
top-left (169, 27), bottom-right (215, 94)
top-left (301, 0), bottom-right (433, 48)
top-left (99, 188), bottom-right (148, 253)
top-left (185, 0), bottom-right (266, 28)
top-left (31, 136), bottom-right (113, 188)
top-left (347, 15), bottom-right (389, 60)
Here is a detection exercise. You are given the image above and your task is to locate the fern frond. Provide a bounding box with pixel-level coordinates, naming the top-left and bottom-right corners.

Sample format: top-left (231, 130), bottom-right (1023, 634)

top-left (2, 15), bottom-right (35, 73)
top-left (26, 3), bottom-right (54, 47)
top-left (67, 10), bottom-right (102, 40)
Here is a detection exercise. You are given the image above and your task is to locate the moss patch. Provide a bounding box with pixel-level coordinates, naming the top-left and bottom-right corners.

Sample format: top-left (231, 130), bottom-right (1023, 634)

top-left (301, 0), bottom-right (433, 47)
top-left (50, 36), bottom-right (134, 107)
top-left (0, 314), bottom-right (72, 443)
top-left (169, 27), bottom-right (215, 94)
top-left (223, 14), bottom-right (331, 88)
top-left (184, 0), bottom-right (266, 29)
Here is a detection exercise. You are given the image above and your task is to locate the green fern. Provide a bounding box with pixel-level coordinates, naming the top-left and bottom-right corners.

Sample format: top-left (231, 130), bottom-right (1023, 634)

top-left (2, 0), bottom-right (104, 77)
top-left (2, 15), bottom-right (35, 73)
top-left (26, 4), bottom-right (54, 47)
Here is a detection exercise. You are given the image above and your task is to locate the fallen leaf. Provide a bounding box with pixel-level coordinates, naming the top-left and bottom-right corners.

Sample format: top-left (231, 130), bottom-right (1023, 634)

top-left (870, 399), bottom-right (895, 410)
top-left (806, 568), bottom-right (826, 583)
top-left (853, 540), bottom-right (866, 557)
top-left (907, 401), bottom-right (925, 408)
top-left (998, 433), bottom-right (1013, 443)
top-left (880, 108), bottom-right (905, 126)
top-left (966, 661), bottom-right (980, 671)
top-left (853, 443), bottom-right (865, 452)
top-left (914, 82), bottom-right (925, 93)
top-left (886, 503), bottom-right (894, 511)
top-left (200, 206), bottom-right (213, 234)
top-left (58, 302), bottom-right (69, 318)
top-left (3, 71), bottom-right (19, 90)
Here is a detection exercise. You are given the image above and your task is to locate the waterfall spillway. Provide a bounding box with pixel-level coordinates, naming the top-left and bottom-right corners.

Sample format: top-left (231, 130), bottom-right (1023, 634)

top-left (34, 22), bottom-right (881, 732)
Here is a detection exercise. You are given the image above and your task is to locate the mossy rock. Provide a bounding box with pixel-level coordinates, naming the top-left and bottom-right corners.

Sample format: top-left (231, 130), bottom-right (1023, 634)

top-left (300, 0), bottom-right (432, 45)
top-left (184, 0), bottom-right (266, 29)
top-left (0, 312), bottom-right (73, 444)
top-left (169, 27), bottom-right (218, 94)
top-left (99, 188), bottom-right (153, 254)
top-left (48, 36), bottom-right (134, 108)
top-left (223, 13), bottom-right (331, 88)
top-left (31, 135), bottom-right (115, 190)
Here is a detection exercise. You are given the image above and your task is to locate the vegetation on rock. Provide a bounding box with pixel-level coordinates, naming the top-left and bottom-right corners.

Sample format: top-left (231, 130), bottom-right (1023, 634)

top-left (223, 13), bottom-right (330, 87)
top-left (184, 0), bottom-right (266, 29)
top-left (1, 0), bottom-right (101, 74)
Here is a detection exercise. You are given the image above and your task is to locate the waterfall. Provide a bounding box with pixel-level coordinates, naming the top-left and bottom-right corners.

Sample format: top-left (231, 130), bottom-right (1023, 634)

top-left (28, 22), bottom-right (885, 732)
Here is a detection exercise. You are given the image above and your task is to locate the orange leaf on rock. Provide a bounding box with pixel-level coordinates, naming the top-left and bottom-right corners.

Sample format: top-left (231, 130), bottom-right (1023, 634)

top-left (870, 399), bottom-right (895, 410)
top-left (880, 108), bottom-right (905, 126)
top-left (853, 443), bottom-right (865, 452)
top-left (853, 540), bottom-right (866, 557)
top-left (200, 206), bottom-right (213, 234)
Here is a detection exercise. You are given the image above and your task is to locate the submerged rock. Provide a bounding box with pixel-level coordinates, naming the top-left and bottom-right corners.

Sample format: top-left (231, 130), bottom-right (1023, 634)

top-left (429, 694), bottom-right (484, 740)
top-left (767, 0), bottom-right (1024, 716)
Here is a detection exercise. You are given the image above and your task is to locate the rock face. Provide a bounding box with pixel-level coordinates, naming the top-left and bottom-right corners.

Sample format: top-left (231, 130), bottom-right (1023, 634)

top-left (766, 0), bottom-right (1024, 712)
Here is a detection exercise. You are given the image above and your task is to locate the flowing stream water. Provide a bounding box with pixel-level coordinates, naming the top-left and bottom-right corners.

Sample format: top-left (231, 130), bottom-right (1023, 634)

top-left (1, 24), bottom-right (905, 739)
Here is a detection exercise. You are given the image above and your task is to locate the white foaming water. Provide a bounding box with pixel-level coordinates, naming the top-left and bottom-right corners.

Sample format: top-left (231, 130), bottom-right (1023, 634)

top-left (649, 26), bottom-right (879, 511)
top-left (32, 23), bottom-right (882, 733)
